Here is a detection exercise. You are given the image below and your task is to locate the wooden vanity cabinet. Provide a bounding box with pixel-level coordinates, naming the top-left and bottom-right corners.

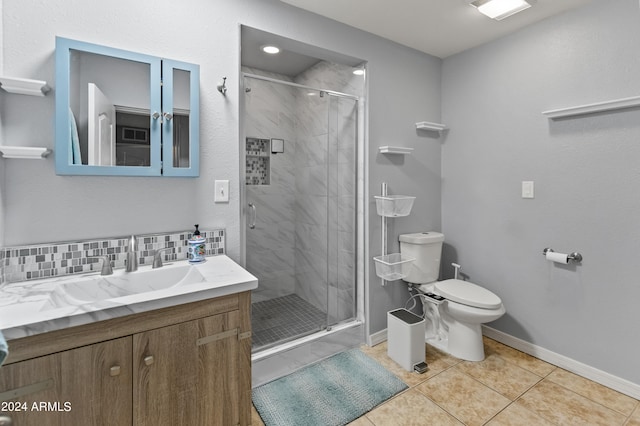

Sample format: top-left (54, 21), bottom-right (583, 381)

top-left (0, 291), bottom-right (252, 426)
top-left (134, 310), bottom-right (243, 426)
top-left (0, 337), bottom-right (132, 426)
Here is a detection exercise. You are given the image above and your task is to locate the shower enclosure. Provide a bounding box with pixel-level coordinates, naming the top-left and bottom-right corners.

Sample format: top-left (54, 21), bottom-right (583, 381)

top-left (242, 73), bottom-right (359, 354)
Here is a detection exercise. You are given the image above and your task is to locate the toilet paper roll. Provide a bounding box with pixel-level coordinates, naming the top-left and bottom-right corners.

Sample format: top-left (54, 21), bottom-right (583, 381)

top-left (546, 251), bottom-right (569, 264)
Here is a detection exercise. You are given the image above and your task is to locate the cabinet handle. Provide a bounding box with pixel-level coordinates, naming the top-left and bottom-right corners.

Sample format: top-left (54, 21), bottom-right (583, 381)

top-left (152, 111), bottom-right (160, 120)
top-left (0, 415), bottom-right (13, 426)
top-left (109, 365), bottom-right (121, 377)
top-left (163, 112), bottom-right (173, 121)
top-left (144, 355), bottom-right (154, 366)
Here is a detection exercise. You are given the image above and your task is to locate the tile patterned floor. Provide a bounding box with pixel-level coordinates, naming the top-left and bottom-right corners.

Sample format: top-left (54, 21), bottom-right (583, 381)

top-left (251, 336), bottom-right (640, 425)
top-left (251, 294), bottom-right (326, 350)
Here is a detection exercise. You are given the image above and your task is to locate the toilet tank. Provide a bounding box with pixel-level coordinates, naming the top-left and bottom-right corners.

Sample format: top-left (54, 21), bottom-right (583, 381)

top-left (399, 232), bottom-right (444, 284)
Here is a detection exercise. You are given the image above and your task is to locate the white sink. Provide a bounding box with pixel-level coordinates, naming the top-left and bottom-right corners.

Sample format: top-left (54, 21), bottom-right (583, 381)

top-left (57, 264), bottom-right (206, 303)
top-left (0, 256), bottom-right (259, 336)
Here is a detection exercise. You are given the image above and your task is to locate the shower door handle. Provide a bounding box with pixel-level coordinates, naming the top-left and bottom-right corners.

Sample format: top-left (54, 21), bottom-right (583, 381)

top-left (248, 203), bottom-right (256, 229)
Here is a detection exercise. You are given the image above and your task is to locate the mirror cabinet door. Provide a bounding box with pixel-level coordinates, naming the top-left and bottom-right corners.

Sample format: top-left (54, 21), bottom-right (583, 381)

top-left (55, 37), bottom-right (199, 177)
top-left (161, 60), bottom-right (200, 177)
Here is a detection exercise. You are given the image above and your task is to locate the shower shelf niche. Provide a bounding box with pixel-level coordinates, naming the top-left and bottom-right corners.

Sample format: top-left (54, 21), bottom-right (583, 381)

top-left (245, 137), bottom-right (271, 185)
top-left (374, 185), bottom-right (415, 284)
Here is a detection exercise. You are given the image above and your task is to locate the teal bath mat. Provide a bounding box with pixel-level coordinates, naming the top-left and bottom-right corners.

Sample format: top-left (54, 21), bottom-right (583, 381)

top-left (252, 348), bottom-right (407, 426)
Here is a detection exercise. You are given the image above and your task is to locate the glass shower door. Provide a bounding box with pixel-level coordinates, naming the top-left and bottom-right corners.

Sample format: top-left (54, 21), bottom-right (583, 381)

top-left (243, 74), bottom-right (358, 352)
top-left (326, 93), bottom-right (358, 328)
top-left (244, 77), bottom-right (330, 351)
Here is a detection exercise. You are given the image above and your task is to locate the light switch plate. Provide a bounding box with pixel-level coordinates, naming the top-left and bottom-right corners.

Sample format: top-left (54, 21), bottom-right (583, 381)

top-left (214, 180), bottom-right (230, 203)
top-left (522, 181), bottom-right (534, 199)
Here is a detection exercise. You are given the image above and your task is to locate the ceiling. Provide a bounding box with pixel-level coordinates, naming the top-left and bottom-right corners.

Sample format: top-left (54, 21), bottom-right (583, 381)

top-left (242, 26), bottom-right (364, 77)
top-left (278, 0), bottom-right (593, 58)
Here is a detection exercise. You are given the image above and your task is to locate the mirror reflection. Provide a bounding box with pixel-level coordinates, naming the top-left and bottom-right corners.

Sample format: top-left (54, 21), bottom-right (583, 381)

top-left (171, 68), bottom-right (190, 169)
top-left (69, 49), bottom-right (153, 167)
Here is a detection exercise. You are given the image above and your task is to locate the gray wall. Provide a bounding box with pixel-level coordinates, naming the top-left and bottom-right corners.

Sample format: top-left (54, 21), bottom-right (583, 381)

top-left (1, 0), bottom-right (442, 338)
top-left (441, 0), bottom-right (640, 384)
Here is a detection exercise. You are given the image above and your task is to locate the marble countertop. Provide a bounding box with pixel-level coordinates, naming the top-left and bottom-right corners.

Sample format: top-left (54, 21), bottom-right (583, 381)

top-left (0, 255), bottom-right (258, 340)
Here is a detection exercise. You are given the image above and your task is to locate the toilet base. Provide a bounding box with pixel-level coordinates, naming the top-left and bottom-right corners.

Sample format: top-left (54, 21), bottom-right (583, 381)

top-left (446, 321), bottom-right (485, 362)
top-left (425, 323), bottom-right (485, 362)
top-left (425, 335), bottom-right (448, 353)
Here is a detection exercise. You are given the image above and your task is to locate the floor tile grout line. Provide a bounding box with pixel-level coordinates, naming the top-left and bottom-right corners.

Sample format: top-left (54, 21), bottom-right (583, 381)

top-left (452, 355), bottom-right (548, 402)
top-left (411, 383), bottom-right (468, 426)
top-left (539, 375), bottom-right (639, 419)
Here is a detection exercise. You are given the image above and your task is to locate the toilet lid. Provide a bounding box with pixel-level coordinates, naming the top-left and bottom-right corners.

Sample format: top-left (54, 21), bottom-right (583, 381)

top-left (435, 279), bottom-right (502, 309)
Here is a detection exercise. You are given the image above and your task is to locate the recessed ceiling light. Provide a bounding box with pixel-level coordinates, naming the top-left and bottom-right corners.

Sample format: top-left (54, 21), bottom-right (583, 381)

top-left (261, 45), bottom-right (280, 54)
top-left (470, 0), bottom-right (531, 21)
top-left (353, 69), bottom-right (365, 76)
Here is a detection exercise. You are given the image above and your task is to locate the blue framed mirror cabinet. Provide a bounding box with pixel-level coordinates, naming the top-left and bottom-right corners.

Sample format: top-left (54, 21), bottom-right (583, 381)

top-left (55, 37), bottom-right (200, 177)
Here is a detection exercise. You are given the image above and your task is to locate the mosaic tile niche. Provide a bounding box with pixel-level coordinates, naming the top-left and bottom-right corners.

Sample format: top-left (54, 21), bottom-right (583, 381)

top-left (0, 229), bottom-right (225, 285)
top-left (246, 137), bottom-right (271, 185)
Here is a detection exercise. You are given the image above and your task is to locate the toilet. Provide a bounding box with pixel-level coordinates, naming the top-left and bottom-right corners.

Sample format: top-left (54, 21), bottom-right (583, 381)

top-left (399, 232), bottom-right (505, 361)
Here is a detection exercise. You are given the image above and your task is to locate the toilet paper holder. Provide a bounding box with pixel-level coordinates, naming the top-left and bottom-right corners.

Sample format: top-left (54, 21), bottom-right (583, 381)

top-left (542, 248), bottom-right (583, 263)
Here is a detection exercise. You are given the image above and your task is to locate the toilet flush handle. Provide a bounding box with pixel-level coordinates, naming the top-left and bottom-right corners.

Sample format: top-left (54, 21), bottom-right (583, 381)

top-left (452, 263), bottom-right (461, 280)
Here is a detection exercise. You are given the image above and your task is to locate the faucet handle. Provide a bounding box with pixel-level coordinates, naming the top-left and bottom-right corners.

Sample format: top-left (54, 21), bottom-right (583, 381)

top-left (89, 255), bottom-right (113, 276)
top-left (153, 247), bottom-right (172, 269)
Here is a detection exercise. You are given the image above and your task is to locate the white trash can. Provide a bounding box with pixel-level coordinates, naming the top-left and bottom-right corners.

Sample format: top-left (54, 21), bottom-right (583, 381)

top-left (387, 309), bottom-right (425, 371)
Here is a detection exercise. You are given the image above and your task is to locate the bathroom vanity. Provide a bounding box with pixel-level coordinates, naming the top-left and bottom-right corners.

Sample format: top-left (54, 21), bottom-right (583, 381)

top-left (0, 256), bottom-right (256, 426)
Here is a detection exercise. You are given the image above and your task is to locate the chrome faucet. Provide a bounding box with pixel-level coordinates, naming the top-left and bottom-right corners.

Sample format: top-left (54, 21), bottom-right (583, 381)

top-left (152, 247), bottom-right (172, 269)
top-left (126, 235), bottom-right (138, 272)
top-left (89, 255), bottom-right (113, 275)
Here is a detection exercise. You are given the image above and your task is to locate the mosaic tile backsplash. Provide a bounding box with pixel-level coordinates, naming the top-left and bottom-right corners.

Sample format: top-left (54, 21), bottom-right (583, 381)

top-left (0, 229), bottom-right (225, 285)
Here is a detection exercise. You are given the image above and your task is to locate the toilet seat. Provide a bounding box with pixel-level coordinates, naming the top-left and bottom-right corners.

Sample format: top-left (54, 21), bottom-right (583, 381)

top-left (434, 279), bottom-right (502, 309)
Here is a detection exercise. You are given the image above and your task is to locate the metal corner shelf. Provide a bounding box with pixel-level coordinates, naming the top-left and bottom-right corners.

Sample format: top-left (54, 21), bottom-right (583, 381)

top-left (374, 184), bottom-right (416, 286)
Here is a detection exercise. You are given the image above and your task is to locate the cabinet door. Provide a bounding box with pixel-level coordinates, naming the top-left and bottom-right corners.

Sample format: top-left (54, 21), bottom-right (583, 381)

top-left (161, 59), bottom-right (200, 177)
top-left (133, 311), bottom-right (241, 426)
top-left (0, 336), bottom-right (132, 426)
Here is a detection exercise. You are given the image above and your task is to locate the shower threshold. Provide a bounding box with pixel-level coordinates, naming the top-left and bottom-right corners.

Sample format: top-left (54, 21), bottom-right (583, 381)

top-left (251, 319), bottom-right (364, 387)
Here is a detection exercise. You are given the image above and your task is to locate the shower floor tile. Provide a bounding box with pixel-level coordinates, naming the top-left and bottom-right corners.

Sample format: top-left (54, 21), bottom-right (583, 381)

top-left (251, 293), bottom-right (326, 350)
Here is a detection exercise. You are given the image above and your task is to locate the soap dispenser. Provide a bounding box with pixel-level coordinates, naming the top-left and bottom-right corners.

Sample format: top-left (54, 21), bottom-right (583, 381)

top-left (188, 224), bottom-right (206, 263)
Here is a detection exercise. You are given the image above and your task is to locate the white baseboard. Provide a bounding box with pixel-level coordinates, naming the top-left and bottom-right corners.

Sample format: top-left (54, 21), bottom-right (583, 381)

top-left (368, 328), bottom-right (387, 347)
top-left (368, 326), bottom-right (640, 399)
top-left (482, 326), bottom-right (640, 400)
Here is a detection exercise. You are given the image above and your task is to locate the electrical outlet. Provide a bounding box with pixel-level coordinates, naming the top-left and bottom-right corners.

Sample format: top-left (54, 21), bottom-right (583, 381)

top-left (214, 180), bottom-right (229, 203)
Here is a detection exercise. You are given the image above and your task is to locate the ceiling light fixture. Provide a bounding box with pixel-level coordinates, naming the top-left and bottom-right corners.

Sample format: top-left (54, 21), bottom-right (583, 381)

top-left (261, 45), bottom-right (280, 54)
top-left (352, 69), bottom-right (365, 76)
top-left (470, 0), bottom-right (531, 21)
